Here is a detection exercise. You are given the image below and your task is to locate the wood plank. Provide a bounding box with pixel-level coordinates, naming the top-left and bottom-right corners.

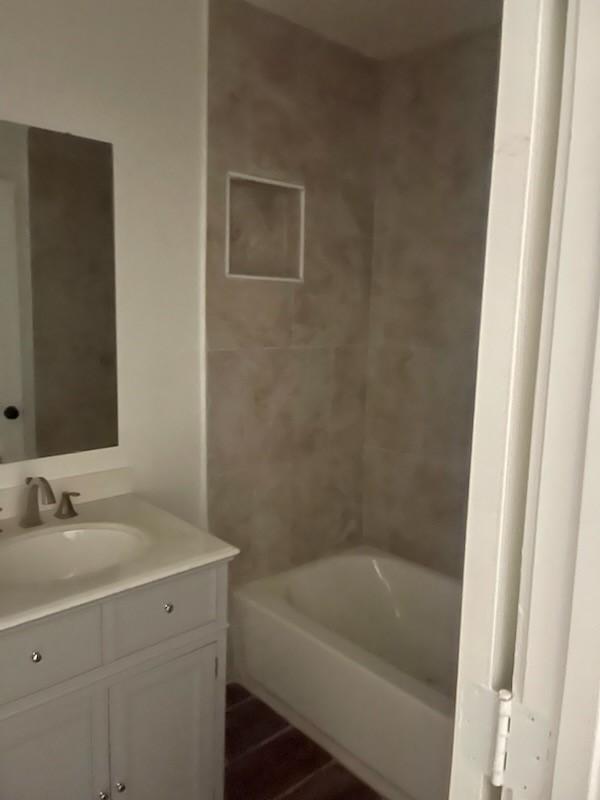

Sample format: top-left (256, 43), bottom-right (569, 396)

top-left (225, 727), bottom-right (331, 800)
top-left (226, 683), bottom-right (252, 709)
top-left (226, 697), bottom-right (289, 763)
top-left (283, 762), bottom-right (381, 800)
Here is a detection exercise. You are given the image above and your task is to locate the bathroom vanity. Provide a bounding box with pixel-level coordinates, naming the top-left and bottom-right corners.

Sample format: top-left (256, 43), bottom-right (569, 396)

top-left (0, 493), bottom-right (238, 800)
top-left (0, 115), bottom-right (240, 799)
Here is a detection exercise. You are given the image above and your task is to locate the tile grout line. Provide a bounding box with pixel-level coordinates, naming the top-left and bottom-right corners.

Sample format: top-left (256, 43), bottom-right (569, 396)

top-left (268, 758), bottom-right (335, 800)
top-left (225, 686), bottom-right (381, 799)
top-left (226, 694), bottom-right (254, 712)
top-left (225, 724), bottom-right (293, 768)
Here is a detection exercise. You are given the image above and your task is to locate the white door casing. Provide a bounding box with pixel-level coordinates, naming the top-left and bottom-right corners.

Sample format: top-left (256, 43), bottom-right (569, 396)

top-left (451, 0), bottom-right (600, 795)
top-left (516, 0), bottom-right (600, 795)
top-left (449, 0), bottom-right (568, 796)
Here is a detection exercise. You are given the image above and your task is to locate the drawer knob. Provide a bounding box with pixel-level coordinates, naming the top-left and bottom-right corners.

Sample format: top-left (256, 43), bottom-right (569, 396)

top-left (163, 602), bottom-right (174, 614)
top-left (99, 793), bottom-right (110, 800)
top-left (115, 782), bottom-right (126, 793)
top-left (31, 650), bottom-right (42, 663)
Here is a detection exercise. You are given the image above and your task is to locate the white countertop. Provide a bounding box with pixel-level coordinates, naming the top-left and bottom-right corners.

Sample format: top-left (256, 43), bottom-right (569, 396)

top-left (0, 494), bottom-right (238, 632)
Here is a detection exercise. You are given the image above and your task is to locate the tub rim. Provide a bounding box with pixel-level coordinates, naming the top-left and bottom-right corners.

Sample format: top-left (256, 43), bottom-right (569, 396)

top-left (233, 546), bottom-right (459, 717)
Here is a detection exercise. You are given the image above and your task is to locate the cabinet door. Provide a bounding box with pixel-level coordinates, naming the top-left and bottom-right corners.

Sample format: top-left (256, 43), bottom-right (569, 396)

top-left (0, 687), bottom-right (109, 800)
top-left (109, 646), bottom-right (217, 800)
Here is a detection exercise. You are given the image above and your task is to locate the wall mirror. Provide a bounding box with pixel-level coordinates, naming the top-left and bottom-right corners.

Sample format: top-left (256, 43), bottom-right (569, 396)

top-left (0, 120), bottom-right (118, 464)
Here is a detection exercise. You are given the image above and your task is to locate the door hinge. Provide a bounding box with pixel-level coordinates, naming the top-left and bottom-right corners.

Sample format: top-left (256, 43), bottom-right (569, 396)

top-left (491, 689), bottom-right (513, 786)
top-left (214, 656), bottom-right (219, 678)
top-left (460, 684), bottom-right (551, 798)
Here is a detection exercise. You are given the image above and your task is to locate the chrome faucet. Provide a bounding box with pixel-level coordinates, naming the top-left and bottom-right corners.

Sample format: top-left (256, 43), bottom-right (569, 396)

top-left (20, 477), bottom-right (56, 528)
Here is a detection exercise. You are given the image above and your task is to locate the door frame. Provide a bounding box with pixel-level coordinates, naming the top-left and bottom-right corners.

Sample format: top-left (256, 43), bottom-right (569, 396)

top-left (449, 0), bottom-right (569, 796)
top-left (514, 0), bottom-right (600, 795)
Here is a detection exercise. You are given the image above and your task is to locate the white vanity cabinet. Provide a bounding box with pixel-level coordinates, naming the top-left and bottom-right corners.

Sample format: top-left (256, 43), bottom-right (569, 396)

top-left (0, 685), bottom-right (109, 800)
top-left (0, 561), bottom-right (230, 800)
top-left (108, 646), bottom-right (217, 799)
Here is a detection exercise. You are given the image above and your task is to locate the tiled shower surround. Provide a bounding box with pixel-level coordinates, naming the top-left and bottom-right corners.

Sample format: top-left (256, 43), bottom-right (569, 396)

top-left (207, 0), bottom-right (500, 583)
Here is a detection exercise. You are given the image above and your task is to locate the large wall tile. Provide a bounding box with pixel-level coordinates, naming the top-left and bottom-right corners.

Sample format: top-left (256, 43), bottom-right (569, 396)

top-left (330, 347), bottom-right (367, 451)
top-left (291, 448), bottom-right (362, 565)
top-left (208, 461), bottom-right (294, 584)
top-left (246, 459), bottom-right (295, 579)
top-left (207, 0), bottom-right (498, 584)
top-left (366, 342), bottom-right (478, 464)
top-left (368, 237), bottom-right (485, 352)
top-left (207, 350), bottom-right (258, 475)
top-left (207, 274), bottom-right (294, 351)
top-left (365, 345), bottom-right (429, 455)
top-left (207, 0), bottom-right (374, 582)
top-left (363, 446), bottom-right (469, 578)
top-left (289, 348), bottom-right (333, 455)
top-left (207, 467), bottom-right (256, 584)
top-left (292, 282), bottom-right (369, 348)
top-left (363, 29), bottom-right (499, 578)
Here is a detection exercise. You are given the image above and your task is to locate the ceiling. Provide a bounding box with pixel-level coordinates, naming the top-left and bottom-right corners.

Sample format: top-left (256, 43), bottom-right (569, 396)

top-left (244, 0), bottom-right (502, 60)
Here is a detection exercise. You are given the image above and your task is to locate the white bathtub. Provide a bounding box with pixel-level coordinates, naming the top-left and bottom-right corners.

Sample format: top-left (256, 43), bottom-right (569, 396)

top-left (232, 546), bottom-right (461, 800)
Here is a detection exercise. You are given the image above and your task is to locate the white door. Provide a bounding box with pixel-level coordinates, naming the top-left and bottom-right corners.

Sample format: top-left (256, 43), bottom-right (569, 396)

top-left (548, 255), bottom-right (600, 790)
top-left (108, 647), bottom-right (217, 800)
top-left (512, 0), bottom-right (600, 795)
top-left (549, 303), bottom-right (600, 793)
top-left (451, 0), bottom-right (600, 796)
top-left (0, 178), bottom-right (26, 462)
top-left (0, 687), bottom-right (109, 800)
top-left (449, 0), bottom-right (568, 790)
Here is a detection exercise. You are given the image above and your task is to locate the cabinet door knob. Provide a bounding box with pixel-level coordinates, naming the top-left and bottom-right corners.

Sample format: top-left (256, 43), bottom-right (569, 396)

top-left (99, 793), bottom-right (110, 800)
top-left (31, 650), bottom-right (42, 663)
top-left (163, 602), bottom-right (174, 614)
top-left (115, 782), bottom-right (126, 793)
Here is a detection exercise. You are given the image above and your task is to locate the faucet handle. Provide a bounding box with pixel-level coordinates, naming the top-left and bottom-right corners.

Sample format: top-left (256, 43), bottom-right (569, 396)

top-left (55, 491), bottom-right (81, 520)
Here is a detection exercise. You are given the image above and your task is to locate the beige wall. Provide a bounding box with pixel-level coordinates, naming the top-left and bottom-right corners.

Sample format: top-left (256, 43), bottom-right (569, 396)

top-left (363, 31), bottom-right (500, 578)
top-left (0, 0), bottom-right (207, 523)
top-left (206, 0), bottom-right (377, 583)
top-left (206, 0), bottom-right (499, 582)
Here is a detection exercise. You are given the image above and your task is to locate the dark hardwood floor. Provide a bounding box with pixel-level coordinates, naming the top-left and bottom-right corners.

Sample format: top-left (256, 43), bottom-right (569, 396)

top-left (225, 684), bottom-right (382, 800)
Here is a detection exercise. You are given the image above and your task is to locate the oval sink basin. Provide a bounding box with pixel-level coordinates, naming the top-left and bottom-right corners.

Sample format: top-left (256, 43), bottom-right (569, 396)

top-left (0, 524), bottom-right (149, 585)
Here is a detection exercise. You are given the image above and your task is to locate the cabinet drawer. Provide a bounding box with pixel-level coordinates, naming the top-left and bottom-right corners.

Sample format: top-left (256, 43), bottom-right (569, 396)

top-left (0, 605), bottom-right (102, 704)
top-left (104, 568), bottom-right (217, 659)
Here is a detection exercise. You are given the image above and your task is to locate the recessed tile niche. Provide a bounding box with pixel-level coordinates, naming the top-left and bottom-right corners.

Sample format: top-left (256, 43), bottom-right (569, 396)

top-left (226, 173), bottom-right (304, 281)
